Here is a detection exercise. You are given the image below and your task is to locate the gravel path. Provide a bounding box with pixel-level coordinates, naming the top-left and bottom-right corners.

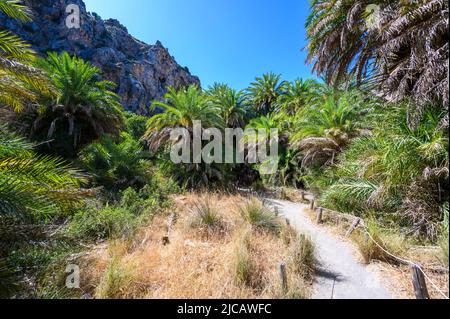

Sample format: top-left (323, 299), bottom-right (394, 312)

top-left (265, 198), bottom-right (393, 299)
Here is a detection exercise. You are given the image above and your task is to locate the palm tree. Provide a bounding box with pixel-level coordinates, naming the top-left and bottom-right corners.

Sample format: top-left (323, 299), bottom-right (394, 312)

top-left (79, 132), bottom-right (152, 191)
top-left (144, 85), bottom-right (225, 188)
top-left (0, 126), bottom-right (88, 221)
top-left (291, 94), bottom-right (360, 168)
top-left (246, 73), bottom-right (286, 116)
top-left (277, 78), bottom-right (320, 115)
top-left (0, 0), bottom-right (50, 112)
top-left (31, 52), bottom-right (124, 157)
top-left (243, 115), bottom-right (282, 178)
top-left (306, 0), bottom-right (449, 125)
top-left (145, 85), bottom-right (223, 152)
top-left (207, 83), bottom-right (248, 128)
top-left (320, 105), bottom-right (449, 239)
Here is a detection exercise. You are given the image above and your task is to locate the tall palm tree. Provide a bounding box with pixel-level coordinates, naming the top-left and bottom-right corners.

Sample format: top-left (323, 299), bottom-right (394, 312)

top-left (277, 78), bottom-right (320, 115)
top-left (207, 83), bottom-right (248, 128)
top-left (291, 94), bottom-right (360, 168)
top-left (144, 85), bottom-right (225, 188)
top-left (246, 72), bottom-right (286, 116)
top-left (0, 126), bottom-right (88, 221)
top-left (31, 52), bottom-right (124, 157)
top-left (145, 85), bottom-right (223, 152)
top-left (306, 0), bottom-right (449, 125)
top-left (0, 0), bottom-right (50, 112)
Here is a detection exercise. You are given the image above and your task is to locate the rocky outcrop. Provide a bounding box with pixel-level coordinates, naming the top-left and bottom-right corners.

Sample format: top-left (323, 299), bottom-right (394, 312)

top-left (0, 0), bottom-right (200, 115)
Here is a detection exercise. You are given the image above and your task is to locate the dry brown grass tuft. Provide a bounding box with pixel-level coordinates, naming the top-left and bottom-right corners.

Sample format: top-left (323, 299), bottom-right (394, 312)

top-left (351, 219), bottom-right (409, 265)
top-left (79, 193), bottom-right (315, 299)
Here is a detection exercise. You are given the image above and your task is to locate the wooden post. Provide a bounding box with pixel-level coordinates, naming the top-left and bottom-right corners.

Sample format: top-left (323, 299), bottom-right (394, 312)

top-left (364, 231), bottom-right (370, 245)
top-left (411, 264), bottom-right (430, 299)
top-left (310, 198), bottom-right (315, 211)
top-left (279, 262), bottom-right (288, 293)
top-left (162, 213), bottom-right (175, 245)
top-left (345, 218), bottom-right (361, 237)
top-left (316, 207), bottom-right (323, 224)
top-left (286, 218), bottom-right (290, 226)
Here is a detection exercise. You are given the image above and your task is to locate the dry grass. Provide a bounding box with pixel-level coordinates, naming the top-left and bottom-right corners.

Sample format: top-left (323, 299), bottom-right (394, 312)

top-left (351, 219), bottom-right (409, 265)
top-left (300, 204), bottom-right (449, 299)
top-left (79, 193), bottom-right (315, 299)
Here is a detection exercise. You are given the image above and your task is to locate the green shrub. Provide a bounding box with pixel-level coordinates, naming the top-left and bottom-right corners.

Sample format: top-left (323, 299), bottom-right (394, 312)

top-left (314, 105), bottom-right (448, 240)
top-left (190, 197), bottom-right (224, 231)
top-left (287, 234), bottom-right (316, 278)
top-left (239, 198), bottom-right (281, 234)
top-left (78, 132), bottom-right (152, 191)
top-left (352, 219), bottom-right (409, 264)
top-left (124, 112), bottom-right (148, 140)
top-left (66, 205), bottom-right (138, 240)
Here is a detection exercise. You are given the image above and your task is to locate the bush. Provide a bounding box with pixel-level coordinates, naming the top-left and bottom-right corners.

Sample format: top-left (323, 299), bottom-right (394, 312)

top-left (78, 132), bottom-right (152, 191)
top-left (66, 173), bottom-right (178, 241)
top-left (233, 229), bottom-right (263, 289)
top-left (314, 105), bottom-right (449, 240)
top-left (190, 197), bottom-right (224, 231)
top-left (66, 205), bottom-right (138, 240)
top-left (125, 112), bottom-right (148, 140)
top-left (352, 219), bottom-right (409, 264)
top-left (287, 234), bottom-right (316, 278)
top-left (239, 198), bottom-right (281, 234)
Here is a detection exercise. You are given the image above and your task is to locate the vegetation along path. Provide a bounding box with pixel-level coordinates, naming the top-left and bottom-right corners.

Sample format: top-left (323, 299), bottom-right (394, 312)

top-left (266, 198), bottom-right (393, 299)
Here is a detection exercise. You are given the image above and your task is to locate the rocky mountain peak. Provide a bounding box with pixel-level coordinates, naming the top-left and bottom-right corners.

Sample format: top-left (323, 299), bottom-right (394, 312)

top-left (0, 0), bottom-right (200, 115)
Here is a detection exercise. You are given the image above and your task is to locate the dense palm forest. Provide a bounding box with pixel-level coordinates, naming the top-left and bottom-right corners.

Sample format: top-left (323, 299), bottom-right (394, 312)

top-left (0, 0), bottom-right (448, 298)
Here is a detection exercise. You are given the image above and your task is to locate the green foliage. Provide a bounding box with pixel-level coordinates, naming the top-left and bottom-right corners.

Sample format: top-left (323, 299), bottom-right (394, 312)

top-left (0, 126), bottom-right (88, 221)
top-left (79, 132), bottom-right (152, 191)
top-left (246, 72), bottom-right (286, 115)
top-left (190, 197), bottom-right (224, 231)
top-left (145, 85), bottom-right (223, 151)
top-left (277, 78), bottom-right (320, 115)
top-left (239, 197), bottom-right (281, 234)
top-left (0, 0), bottom-right (51, 112)
top-left (66, 204), bottom-right (137, 241)
top-left (32, 52), bottom-right (124, 157)
top-left (125, 111), bottom-right (148, 140)
top-left (306, 0), bottom-right (448, 122)
top-left (207, 83), bottom-right (249, 128)
top-left (317, 105), bottom-right (449, 239)
top-left (66, 173), bottom-right (178, 241)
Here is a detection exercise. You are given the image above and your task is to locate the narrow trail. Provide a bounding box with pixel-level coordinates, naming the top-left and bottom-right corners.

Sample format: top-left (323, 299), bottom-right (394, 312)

top-left (265, 198), bottom-right (393, 299)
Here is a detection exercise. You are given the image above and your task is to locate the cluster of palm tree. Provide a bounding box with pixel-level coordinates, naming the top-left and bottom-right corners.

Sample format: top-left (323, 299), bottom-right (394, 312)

top-left (0, 0), bottom-right (448, 243)
top-left (306, 0), bottom-right (449, 126)
top-left (0, 1), bottom-right (124, 219)
top-left (319, 105), bottom-right (448, 240)
top-left (142, 72), bottom-right (368, 188)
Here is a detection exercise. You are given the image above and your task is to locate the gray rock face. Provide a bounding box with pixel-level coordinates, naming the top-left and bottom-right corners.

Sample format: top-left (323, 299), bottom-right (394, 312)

top-left (0, 0), bottom-right (200, 115)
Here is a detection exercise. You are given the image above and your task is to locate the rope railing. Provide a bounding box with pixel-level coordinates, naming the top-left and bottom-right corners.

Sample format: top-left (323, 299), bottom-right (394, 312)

top-left (292, 188), bottom-right (449, 300)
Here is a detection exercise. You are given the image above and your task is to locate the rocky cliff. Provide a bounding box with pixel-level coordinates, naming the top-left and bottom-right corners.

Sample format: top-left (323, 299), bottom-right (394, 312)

top-left (0, 0), bottom-right (200, 115)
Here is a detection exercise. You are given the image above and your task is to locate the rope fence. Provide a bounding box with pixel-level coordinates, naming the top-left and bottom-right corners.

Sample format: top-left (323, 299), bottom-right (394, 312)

top-left (292, 189), bottom-right (449, 300)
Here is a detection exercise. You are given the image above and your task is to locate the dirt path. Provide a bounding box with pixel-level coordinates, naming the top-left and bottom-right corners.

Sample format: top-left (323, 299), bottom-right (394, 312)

top-left (265, 198), bottom-right (393, 299)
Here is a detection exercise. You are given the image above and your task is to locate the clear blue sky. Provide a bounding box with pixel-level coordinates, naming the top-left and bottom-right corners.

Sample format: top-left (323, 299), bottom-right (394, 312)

top-left (83, 0), bottom-right (315, 90)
